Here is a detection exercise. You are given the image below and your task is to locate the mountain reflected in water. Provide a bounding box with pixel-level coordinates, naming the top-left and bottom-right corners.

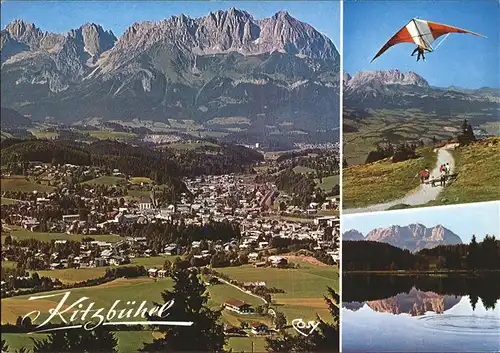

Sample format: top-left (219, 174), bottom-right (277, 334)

top-left (342, 274), bottom-right (500, 352)
top-left (343, 273), bottom-right (500, 310)
top-left (343, 287), bottom-right (461, 316)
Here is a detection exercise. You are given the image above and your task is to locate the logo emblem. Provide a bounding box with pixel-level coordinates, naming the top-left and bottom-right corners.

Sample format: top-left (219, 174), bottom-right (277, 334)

top-left (291, 318), bottom-right (320, 337)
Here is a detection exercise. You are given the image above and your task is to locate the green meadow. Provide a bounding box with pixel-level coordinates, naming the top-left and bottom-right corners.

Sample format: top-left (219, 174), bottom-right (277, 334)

top-left (81, 176), bottom-right (125, 186)
top-left (2, 226), bottom-right (122, 245)
top-left (343, 146), bottom-right (436, 208)
top-left (1, 176), bottom-right (56, 193)
top-left (1, 259), bottom-right (338, 352)
top-left (316, 174), bottom-right (340, 193)
top-left (423, 137), bottom-right (500, 206)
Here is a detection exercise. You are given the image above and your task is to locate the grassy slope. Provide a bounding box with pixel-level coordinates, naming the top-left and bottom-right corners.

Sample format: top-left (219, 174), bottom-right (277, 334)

top-left (316, 175), bottom-right (340, 192)
top-left (31, 256), bottom-right (178, 284)
top-left (2, 260), bottom-right (17, 268)
top-left (343, 109), bottom-right (458, 165)
top-left (1, 277), bottom-right (173, 324)
top-left (424, 137), bottom-right (500, 206)
top-left (343, 147), bottom-right (436, 208)
top-left (218, 263), bottom-right (338, 322)
top-left (1, 176), bottom-right (56, 193)
top-left (167, 141), bottom-right (219, 150)
top-left (81, 176), bottom-right (125, 186)
top-left (293, 165), bottom-right (315, 174)
top-left (86, 131), bottom-right (137, 140)
top-left (129, 177), bottom-right (153, 184)
top-left (0, 197), bottom-right (19, 205)
top-left (2, 261), bottom-right (338, 352)
top-left (2, 226), bottom-right (122, 245)
top-left (227, 337), bottom-right (267, 353)
top-left (27, 128), bottom-right (59, 139)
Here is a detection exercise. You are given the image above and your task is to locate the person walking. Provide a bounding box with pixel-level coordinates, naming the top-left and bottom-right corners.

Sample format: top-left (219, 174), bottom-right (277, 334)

top-left (440, 168), bottom-right (447, 187)
top-left (419, 168), bottom-right (430, 184)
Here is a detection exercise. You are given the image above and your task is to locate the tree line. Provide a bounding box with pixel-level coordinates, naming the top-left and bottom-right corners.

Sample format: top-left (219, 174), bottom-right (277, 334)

top-left (343, 272), bottom-right (500, 310)
top-left (343, 235), bottom-right (500, 271)
top-left (1, 139), bottom-right (263, 183)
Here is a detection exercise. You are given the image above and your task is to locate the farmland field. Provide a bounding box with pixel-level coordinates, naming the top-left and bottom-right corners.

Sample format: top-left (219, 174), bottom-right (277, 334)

top-left (293, 165), bottom-right (315, 174)
top-left (216, 262), bottom-right (338, 322)
top-left (2, 260), bottom-right (17, 269)
top-left (32, 256), bottom-right (179, 283)
top-left (227, 337), bottom-right (267, 353)
top-left (1, 260), bottom-right (338, 352)
top-left (316, 174), bottom-right (340, 192)
top-left (343, 109), bottom-right (460, 165)
top-left (1, 226), bottom-right (122, 245)
top-left (81, 176), bottom-right (125, 186)
top-left (86, 130), bottom-right (137, 140)
top-left (167, 141), bottom-right (219, 150)
top-left (1, 277), bottom-right (173, 324)
top-left (130, 177), bottom-right (153, 184)
top-left (27, 128), bottom-right (59, 139)
top-left (1, 176), bottom-right (55, 193)
top-left (0, 197), bottom-right (18, 205)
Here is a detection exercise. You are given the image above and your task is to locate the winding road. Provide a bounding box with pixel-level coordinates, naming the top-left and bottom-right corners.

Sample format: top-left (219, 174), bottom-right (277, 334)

top-left (344, 146), bottom-right (456, 214)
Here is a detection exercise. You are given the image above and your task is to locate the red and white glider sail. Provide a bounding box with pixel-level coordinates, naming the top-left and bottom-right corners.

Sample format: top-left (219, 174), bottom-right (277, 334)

top-left (371, 19), bottom-right (485, 62)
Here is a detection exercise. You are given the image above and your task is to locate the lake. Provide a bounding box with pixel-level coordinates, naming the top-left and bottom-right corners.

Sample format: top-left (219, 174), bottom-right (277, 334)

top-left (342, 274), bottom-right (500, 352)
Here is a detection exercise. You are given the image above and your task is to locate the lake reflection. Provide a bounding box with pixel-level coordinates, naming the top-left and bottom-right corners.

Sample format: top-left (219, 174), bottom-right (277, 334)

top-left (342, 274), bottom-right (500, 352)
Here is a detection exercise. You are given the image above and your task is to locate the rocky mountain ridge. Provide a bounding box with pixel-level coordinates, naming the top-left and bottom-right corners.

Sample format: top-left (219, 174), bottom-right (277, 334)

top-left (1, 20), bottom-right (117, 63)
top-left (343, 69), bottom-right (499, 114)
top-left (345, 69), bottom-right (429, 92)
top-left (342, 223), bottom-right (463, 252)
top-left (1, 9), bottom-right (340, 127)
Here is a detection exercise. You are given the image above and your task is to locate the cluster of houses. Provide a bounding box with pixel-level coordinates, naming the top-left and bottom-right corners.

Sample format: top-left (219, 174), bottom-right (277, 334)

top-left (2, 166), bottom-right (340, 276)
top-left (222, 299), bottom-right (271, 335)
top-left (44, 238), bottom-right (135, 270)
top-left (2, 235), bottom-right (156, 271)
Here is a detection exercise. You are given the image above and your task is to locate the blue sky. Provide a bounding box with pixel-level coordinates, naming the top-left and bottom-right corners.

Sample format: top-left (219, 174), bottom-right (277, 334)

top-left (343, 201), bottom-right (499, 243)
top-left (344, 0), bottom-right (499, 88)
top-left (1, 1), bottom-right (340, 48)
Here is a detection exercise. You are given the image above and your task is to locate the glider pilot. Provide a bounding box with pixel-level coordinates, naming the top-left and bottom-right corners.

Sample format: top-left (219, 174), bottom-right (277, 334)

top-left (411, 45), bottom-right (432, 62)
top-left (370, 19), bottom-right (485, 64)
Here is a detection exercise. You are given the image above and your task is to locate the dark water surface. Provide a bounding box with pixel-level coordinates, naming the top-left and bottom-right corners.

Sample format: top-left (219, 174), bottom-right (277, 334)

top-left (342, 274), bottom-right (500, 352)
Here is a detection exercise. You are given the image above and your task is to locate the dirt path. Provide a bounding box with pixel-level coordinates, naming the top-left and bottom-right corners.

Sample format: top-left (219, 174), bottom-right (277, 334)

top-left (344, 146), bottom-right (456, 214)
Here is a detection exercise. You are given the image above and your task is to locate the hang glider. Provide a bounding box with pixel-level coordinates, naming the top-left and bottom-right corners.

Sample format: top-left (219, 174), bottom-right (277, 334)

top-left (371, 18), bottom-right (486, 62)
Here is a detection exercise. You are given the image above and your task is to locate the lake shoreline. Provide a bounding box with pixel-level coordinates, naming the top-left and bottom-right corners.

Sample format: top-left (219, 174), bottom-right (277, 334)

top-left (343, 269), bottom-right (500, 275)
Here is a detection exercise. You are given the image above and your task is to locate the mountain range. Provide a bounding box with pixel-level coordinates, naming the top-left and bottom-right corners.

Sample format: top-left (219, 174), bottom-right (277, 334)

top-left (342, 223), bottom-right (463, 252)
top-left (0, 9), bottom-right (340, 131)
top-left (344, 69), bottom-right (499, 116)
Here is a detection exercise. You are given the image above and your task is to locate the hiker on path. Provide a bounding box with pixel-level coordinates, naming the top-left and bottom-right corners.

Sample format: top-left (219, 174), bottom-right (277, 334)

top-left (440, 169), bottom-right (447, 187)
top-left (419, 169), bottom-right (430, 184)
top-left (445, 163), bottom-right (451, 175)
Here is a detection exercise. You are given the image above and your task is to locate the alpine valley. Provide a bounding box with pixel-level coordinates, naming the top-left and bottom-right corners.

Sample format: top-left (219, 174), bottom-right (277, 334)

top-left (342, 69), bottom-right (500, 164)
top-left (1, 9), bottom-right (340, 135)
